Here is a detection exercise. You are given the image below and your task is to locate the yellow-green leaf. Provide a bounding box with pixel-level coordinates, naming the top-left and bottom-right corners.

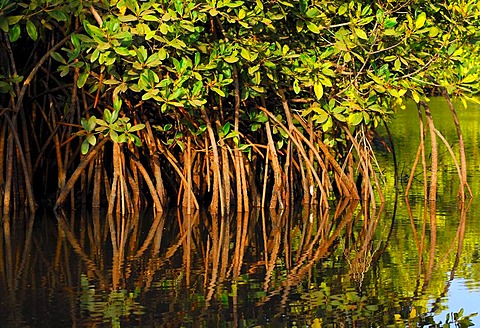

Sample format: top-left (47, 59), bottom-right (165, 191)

top-left (412, 90), bottom-right (420, 103)
top-left (306, 21), bottom-right (320, 34)
top-left (238, 8), bottom-right (246, 20)
top-left (354, 28), bottom-right (368, 40)
top-left (429, 26), bottom-right (439, 37)
top-left (0, 16), bottom-right (8, 33)
top-left (415, 12), bottom-right (426, 30)
top-left (462, 74), bottom-right (478, 84)
top-left (348, 112), bottom-right (363, 126)
top-left (211, 87), bottom-right (225, 97)
top-left (314, 82), bottom-right (323, 100)
top-left (224, 56), bottom-right (239, 63)
top-left (240, 48), bottom-right (252, 61)
top-left (293, 79), bottom-right (300, 94)
top-left (344, 52), bottom-right (351, 62)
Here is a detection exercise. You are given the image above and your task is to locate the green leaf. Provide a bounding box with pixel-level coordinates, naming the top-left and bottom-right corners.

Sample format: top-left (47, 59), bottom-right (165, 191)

top-left (238, 8), bottom-right (246, 20)
top-left (51, 51), bottom-right (67, 64)
top-left (194, 52), bottom-right (200, 66)
top-left (322, 116), bottom-right (333, 131)
top-left (129, 124), bottom-right (145, 132)
top-left (354, 28), bottom-right (368, 40)
top-left (411, 90), bottom-right (420, 103)
top-left (0, 16), bottom-right (8, 33)
top-left (87, 116), bottom-right (97, 132)
top-left (240, 48), bottom-right (251, 61)
top-left (296, 20), bottom-right (303, 32)
top-left (71, 33), bottom-right (80, 48)
top-left (104, 109), bottom-right (112, 124)
top-left (113, 97), bottom-right (122, 111)
top-left (136, 46), bottom-right (148, 63)
top-left (384, 18), bottom-right (397, 28)
top-left (77, 71), bottom-right (89, 88)
top-left (8, 23), bottom-right (20, 42)
top-left (88, 48), bottom-right (99, 63)
top-left (225, 131), bottom-right (240, 139)
top-left (111, 109), bottom-right (119, 123)
top-left (306, 8), bottom-right (319, 18)
top-left (221, 122), bottom-right (231, 136)
top-left (115, 47), bottom-right (131, 56)
top-left (47, 9), bottom-right (68, 22)
top-left (348, 112), bottom-right (363, 126)
top-left (462, 74), bottom-right (478, 84)
top-left (118, 15), bottom-right (138, 22)
top-left (293, 79), bottom-right (300, 94)
top-left (415, 12), bottom-right (426, 30)
top-left (305, 21), bottom-right (319, 34)
top-left (224, 56), bottom-right (239, 63)
top-left (338, 3), bottom-right (348, 15)
top-left (109, 129), bottom-right (119, 142)
top-left (86, 134), bottom-right (97, 146)
top-left (131, 134), bottom-right (142, 146)
top-left (117, 133), bottom-right (127, 143)
top-left (312, 108), bottom-right (328, 123)
top-left (211, 87), bottom-right (225, 97)
top-left (81, 139), bottom-right (90, 155)
top-left (59, 65), bottom-right (70, 77)
top-left (83, 22), bottom-right (104, 39)
top-left (6, 16), bottom-right (22, 25)
top-left (168, 88), bottom-right (184, 100)
top-left (142, 15), bottom-right (159, 22)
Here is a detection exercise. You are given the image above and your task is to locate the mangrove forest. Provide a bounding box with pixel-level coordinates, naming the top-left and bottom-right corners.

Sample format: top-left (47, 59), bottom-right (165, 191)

top-left (1, 0), bottom-right (479, 215)
top-left (1, 0), bottom-right (480, 326)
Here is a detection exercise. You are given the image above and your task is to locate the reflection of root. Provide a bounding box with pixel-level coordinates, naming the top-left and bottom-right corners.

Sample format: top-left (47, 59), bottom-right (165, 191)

top-left (345, 247), bottom-right (374, 287)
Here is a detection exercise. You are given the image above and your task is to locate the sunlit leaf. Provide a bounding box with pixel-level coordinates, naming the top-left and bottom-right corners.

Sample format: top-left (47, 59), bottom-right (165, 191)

top-left (241, 48), bottom-right (251, 61)
top-left (354, 28), bottom-right (368, 40)
top-left (348, 112), bottom-right (363, 126)
top-left (415, 12), bottom-right (426, 29)
top-left (314, 82), bottom-right (323, 99)
top-left (211, 87), bottom-right (225, 97)
top-left (306, 21), bottom-right (320, 34)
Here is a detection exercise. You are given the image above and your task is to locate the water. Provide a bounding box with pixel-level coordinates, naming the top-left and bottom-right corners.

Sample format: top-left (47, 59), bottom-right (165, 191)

top-left (1, 98), bottom-right (480, 327)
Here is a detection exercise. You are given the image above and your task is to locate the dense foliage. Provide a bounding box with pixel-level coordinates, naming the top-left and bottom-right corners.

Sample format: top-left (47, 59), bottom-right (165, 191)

top-left (1, 0), bottom-right (479, 215)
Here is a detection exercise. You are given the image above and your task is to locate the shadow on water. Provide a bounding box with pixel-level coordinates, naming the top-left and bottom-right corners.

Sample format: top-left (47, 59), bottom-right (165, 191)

top-left (1, 190), bottom-right (477, 327)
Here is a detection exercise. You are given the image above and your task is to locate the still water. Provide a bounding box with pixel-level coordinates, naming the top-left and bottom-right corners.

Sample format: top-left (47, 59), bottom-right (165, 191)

top-left (1, 98), bottom-right (480, 327)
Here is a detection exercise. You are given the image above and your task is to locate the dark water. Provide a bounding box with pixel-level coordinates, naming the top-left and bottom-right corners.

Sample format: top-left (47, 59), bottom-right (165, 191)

top-left (1, 98), bottom-right (480, 327)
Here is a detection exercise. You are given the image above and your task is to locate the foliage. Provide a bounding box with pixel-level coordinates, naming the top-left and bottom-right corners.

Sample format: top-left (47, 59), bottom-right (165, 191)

top-left (1, 0), bottom-right (480, 213)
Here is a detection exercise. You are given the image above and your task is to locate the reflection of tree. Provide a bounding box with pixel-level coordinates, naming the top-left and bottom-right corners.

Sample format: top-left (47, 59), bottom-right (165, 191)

top-left (0, 212), bottom-right (36, 326)
top-left (1, 189), bottom-right (477, 326)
